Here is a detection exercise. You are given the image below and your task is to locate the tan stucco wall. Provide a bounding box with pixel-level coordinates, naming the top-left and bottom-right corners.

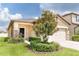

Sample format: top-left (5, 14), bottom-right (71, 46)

top-left (57, 16), bottom-right (69, 28)
top-left (63, 14), bottom-right (72, 24)
top-left (8, 23), bottom-right (13, 37)
top-left (57, 16), bottom-right (70, 40)
top-left (8, 21), bottom-right (36, 39)
top-left (63, 14), bottom-right (78, 39)
top-left (13, 22), bottom-right (35, 39)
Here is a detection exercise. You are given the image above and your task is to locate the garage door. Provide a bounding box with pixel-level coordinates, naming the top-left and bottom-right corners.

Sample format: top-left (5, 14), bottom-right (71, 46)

top-left (48, 28), bottom-right (67, 42)
top-left (57, 28), bottom-right (66, 40)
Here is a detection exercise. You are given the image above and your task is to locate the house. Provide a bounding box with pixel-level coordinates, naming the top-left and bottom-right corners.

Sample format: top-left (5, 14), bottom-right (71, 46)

top-left (7, 19), bottom-right (36, 39)
top-left (7, 12), bottom-right (79, 42)
top-left (0, 31), bottom-right (8, 37)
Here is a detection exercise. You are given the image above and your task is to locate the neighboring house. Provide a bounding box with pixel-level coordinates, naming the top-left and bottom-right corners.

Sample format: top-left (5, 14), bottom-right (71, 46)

top-left (7, 12), bottom-right (79, 42)
top-left (0, 31), bottom-right (8, 37)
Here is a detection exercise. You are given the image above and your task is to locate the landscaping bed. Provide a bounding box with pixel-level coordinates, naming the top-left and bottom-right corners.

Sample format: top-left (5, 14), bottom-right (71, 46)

top-left (72, 35), bottom-right (79, 41)
top-left (28, 37), bottom-right (60, 52)
top-left (0, 37), bottom-right (79, 56)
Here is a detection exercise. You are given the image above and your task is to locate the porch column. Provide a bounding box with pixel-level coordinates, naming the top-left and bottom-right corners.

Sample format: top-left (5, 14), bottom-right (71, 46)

top-left (13, 22), bottom-right (19, 38)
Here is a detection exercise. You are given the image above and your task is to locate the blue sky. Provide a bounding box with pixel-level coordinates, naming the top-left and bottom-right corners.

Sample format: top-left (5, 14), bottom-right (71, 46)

top-left (1, 3), bottom-right (79, 31)
top-left (1, 3), bottom-right (41, 18)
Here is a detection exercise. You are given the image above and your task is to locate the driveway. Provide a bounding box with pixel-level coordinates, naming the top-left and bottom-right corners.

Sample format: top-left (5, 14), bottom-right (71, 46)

top-left (53, 39), bottom-right (79, 51)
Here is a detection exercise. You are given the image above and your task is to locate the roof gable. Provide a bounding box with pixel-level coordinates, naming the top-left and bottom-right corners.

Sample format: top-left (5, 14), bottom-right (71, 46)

top-left (62, 12), bottom-right (79, 17)
top-left (57, 14), bottom-right (71, 25)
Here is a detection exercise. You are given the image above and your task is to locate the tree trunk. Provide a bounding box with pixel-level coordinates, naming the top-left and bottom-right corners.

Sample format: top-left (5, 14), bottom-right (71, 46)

top-left (40, 35), bottom-right (43, 42)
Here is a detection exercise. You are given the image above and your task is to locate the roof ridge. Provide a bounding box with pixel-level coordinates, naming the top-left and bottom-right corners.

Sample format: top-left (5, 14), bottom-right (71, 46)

top-left (62, 12), bottom-right (79, 17)
top-left (57, 14), bottom-right (71, 25)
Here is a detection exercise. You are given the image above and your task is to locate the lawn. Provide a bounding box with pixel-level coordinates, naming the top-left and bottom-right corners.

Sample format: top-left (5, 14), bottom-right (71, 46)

top-left (0, 37), bottom-right (79, 56)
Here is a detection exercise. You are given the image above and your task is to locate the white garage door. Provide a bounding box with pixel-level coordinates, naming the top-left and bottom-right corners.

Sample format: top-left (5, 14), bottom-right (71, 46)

top-left (57, 28), bottom-right (66, 40)
top-left (48, 28), bottom-right (67, 42)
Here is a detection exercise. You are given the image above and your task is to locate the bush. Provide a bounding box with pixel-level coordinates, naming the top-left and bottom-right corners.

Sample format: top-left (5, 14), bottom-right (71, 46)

top-left (29, 37), bottom-right (41, 42)
top-left (4, 37), bottom-right (10, 42)
top-left (8, 38), bottom-right (18, 43)
top-left (8, 37), bottom-right (24, 43)
top-left (72, 35), bottom-right (79, 41)
top-left (30, 41), bottom-right (60, 52)
top-left (0, 37), bottom-right (10, 42)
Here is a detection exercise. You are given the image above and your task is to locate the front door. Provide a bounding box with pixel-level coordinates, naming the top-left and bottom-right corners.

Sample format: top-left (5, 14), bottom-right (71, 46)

top-left (19, 28), bottom-right (25, 38)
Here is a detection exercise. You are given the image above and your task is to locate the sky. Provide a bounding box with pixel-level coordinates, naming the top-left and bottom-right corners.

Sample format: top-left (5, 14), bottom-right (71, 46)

top-left (1, 3), bottom-right (79, 31)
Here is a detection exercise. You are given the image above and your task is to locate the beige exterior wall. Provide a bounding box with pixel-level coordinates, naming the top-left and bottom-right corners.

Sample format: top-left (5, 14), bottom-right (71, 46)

top-left (57, 16), bottom-right (69, 28)
top-left (18, 22), bottom-right (34, 38)
top-left (63, 14), bottom-right (78, 39)
top-left (12, 22), bottom-right (35, 39)
top-left (63, 15), bottom-right (72, 24)
top-left (8, 23), bottom-right (13, 37)
top-left (57, 16), bottom-right (70, 40)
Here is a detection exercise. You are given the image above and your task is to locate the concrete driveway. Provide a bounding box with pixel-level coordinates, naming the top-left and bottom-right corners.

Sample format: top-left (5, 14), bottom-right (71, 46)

top-left (53, 40), bottom-right (79, 51)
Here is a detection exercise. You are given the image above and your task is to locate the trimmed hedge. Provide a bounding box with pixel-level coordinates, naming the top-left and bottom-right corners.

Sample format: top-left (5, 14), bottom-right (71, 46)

top-left (30, 41), bottom-right (60, 52)
top-left (72, 35), bottom-right (79, 41)
top-left (29, 37), bottom-right (41, 42)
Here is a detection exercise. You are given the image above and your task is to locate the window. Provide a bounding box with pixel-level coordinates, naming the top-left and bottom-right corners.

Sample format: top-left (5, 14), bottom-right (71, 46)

top-left (76, 16), bottom-right (79, 22)
top-left (72, 15), bottom-right (76, 22)
top-left (74, 26), bottom-right (79, 35)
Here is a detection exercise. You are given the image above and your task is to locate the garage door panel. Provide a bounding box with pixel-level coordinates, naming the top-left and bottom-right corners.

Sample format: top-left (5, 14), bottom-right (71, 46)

top-left (48, 28), bottom-right (67, 42)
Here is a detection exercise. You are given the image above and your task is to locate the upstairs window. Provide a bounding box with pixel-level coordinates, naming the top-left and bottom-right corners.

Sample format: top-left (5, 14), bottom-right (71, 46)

top-left (76, 16), bottom-right (79, 22)
top-left (72, 14), bottom-right (76, 22)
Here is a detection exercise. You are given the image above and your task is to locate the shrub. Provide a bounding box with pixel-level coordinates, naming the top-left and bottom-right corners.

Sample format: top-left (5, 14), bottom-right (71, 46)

top-left (8, 38), bottom-right (18, 43)
top-left (29, 37), bottom-right (41, 42)
top-left (4, 37), bottom-right (10, 42)
top-left (8, 37), bottom-right (24, 43)
top-left (0, 37), bottom-right (10, 42)
top-left (72, 35), bottom-right (79, 41)
top-left (30, 41), bottom-right (60, 52)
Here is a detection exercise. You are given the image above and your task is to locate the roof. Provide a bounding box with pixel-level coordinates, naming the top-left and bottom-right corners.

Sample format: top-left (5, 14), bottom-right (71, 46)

top-left (8, 15), bottom-right (71, 30)
top-left (57, 14), bottom-right (71, 25)
top-left (7, 19), bottom-right (37, 30)
top-left (10, 19), bottom-right (37, 23)
top-left (62, 12), bottom-right (79, 17)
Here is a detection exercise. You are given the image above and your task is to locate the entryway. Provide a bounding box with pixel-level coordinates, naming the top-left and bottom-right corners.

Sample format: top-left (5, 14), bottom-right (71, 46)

top-left (19, 28), bottom-right (25, 37)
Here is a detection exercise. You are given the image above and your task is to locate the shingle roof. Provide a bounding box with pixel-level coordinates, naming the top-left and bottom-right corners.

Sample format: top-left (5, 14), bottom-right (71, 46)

top-left (7, 19), bottom-right (38, 30)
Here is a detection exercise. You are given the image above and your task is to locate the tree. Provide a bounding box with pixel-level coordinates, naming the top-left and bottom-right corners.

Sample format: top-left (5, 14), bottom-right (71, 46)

top-left (33, 10), bottom-right (57, 42)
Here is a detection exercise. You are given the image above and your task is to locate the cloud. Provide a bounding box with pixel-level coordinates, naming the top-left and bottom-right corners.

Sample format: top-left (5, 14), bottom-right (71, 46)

top-left (40, 3), bottom-right (79, 16)
top-left (33, 16), bottom-right (38, 19)
top-left (10, 13), bottom-right (23, 19)
top-left (0, 7), bottom-right (23, 21)
top-left (61, 11), bottom-right (73, 15)
top-left (40, 3), bottom-right (63, 14)
top-left (40, 3), bottom-right (53, 10)
top-left (0, 8), bottom-right (10, 21)
top-left (0, 5), bottom-right (23, 31)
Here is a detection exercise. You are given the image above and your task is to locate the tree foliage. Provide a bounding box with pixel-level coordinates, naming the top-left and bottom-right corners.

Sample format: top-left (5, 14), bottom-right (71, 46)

top-left (33, 10), bottom-right (57, 42)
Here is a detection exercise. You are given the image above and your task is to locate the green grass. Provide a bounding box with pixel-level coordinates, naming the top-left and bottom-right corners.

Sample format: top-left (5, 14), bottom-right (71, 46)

top-left (0, 42), bottom-right (79, 56)
top-left (0, 37), bottom-right (79, 56)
